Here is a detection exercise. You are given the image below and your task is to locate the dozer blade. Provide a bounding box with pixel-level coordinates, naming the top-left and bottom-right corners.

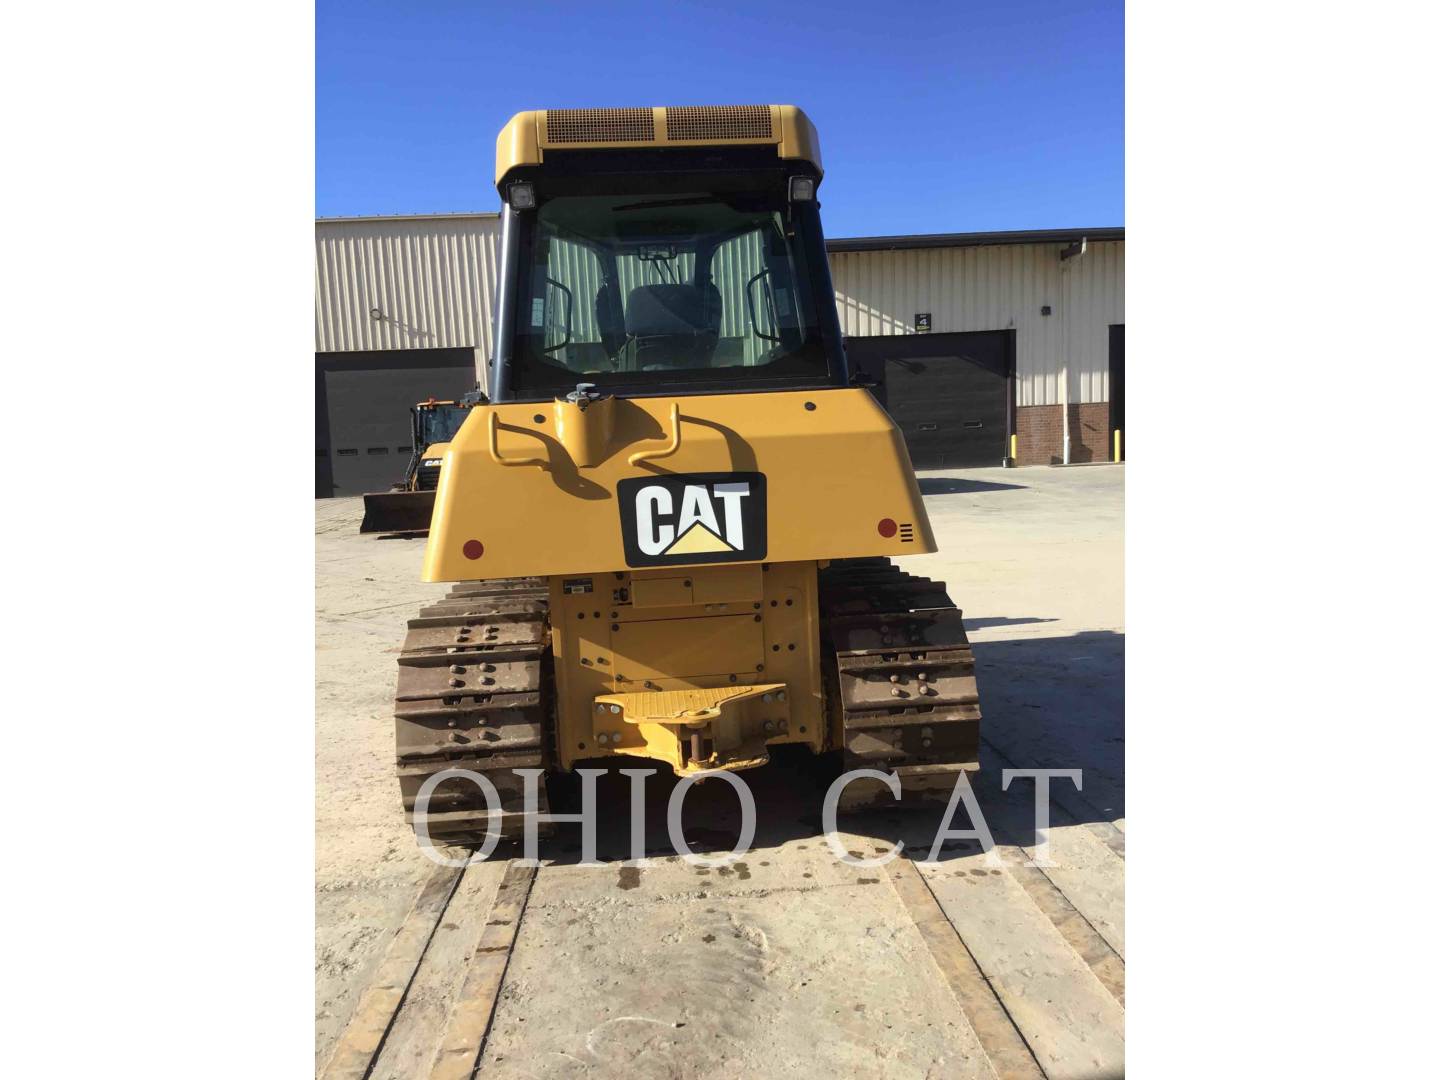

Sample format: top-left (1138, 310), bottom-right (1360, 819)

top-left (360, 489), bottom-right (435, 536)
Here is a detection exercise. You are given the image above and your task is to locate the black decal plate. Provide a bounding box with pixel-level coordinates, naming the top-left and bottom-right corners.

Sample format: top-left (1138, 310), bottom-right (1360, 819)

top-left (617, 472), bottom-right (767, 567)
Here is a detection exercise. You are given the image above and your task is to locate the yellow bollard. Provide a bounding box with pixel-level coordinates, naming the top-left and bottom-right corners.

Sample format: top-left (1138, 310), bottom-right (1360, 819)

top-left (1010, 433), bottom-right (1018, 464)
top-left (1113, 429), bottom-right (1122, 463)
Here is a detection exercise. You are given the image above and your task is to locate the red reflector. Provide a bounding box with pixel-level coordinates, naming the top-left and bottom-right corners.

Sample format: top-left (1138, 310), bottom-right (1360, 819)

top-left (877, 518), bottom-right (898, 538)
top-left (462, 540), bottom-right (484, 560)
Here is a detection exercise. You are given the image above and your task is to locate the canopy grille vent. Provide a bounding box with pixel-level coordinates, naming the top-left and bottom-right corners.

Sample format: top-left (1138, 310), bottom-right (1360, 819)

top-left (543, 108), bottom-right (656, 144)
top-left (665, 105), bottom-right (773, 141)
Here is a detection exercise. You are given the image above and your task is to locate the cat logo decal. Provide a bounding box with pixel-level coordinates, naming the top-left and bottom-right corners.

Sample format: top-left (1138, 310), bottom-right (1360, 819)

top-left (617, 472), bottom-right (767, 567)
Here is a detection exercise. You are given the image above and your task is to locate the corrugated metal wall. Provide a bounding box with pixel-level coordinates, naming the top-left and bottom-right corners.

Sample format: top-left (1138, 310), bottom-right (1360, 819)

top-left (314, 214), bottom-right (501, 356)
top-left (315, 217), bottom-right (1123, 407)
top-left (829, 241), bottom-right (1124, 405)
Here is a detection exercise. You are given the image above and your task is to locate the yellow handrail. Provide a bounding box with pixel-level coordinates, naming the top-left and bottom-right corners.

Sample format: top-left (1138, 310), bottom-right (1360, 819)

top-left (487, 411), bottom-right (546, 468)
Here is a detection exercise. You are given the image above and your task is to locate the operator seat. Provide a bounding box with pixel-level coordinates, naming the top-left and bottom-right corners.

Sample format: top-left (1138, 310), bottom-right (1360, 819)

top-left (595, 279), bottom-right (626, 362)
top-left (623, 283), bottom-right (721, 369)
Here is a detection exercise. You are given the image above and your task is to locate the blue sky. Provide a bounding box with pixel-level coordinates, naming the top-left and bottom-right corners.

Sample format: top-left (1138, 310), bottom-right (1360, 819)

top-left (317, 0), bottom-right (1123, 237)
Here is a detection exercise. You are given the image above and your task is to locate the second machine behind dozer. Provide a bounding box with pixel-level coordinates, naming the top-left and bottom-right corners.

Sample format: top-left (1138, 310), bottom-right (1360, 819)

top-left (359, 397), bottom-right (478, 536)
top-left (391, 105), bottom-right (981, 843)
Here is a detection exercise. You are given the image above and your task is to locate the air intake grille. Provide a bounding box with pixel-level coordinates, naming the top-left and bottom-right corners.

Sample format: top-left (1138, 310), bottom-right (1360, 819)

top-left (543, 108), bottom-right (655, 144)
top-left (665, 105), bottom-right (773, 141)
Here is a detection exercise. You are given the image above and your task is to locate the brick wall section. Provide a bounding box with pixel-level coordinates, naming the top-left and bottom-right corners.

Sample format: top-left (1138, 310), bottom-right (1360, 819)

top-left (1016, 403), bottom-right (1113, 465)
top-left (1016, 405), bottom-right (1062, 465)
top-left (1071, 403), bottom-right (1112, 463)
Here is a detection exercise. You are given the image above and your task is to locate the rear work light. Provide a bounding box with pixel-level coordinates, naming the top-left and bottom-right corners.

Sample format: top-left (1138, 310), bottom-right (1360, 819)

top-left (508, 182), bottom-right (536, 209)
top-left (788, 175), bottom-right (816, 202)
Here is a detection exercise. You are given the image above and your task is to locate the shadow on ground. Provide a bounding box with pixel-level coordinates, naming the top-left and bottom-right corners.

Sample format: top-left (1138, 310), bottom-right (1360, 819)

top-left (460, 629), bottom-right (1124, 868)
top-left (972, 629), bottom-right (1125, 825)
top-left (917, 476), bottom-right (1027, 495)
top-left (965, 616), bottom-right (1059, 631)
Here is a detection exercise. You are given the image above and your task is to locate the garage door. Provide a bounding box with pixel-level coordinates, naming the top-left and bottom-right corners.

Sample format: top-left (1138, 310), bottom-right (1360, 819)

top-left (316, 348), bottom-right (478, 497)
top-left (844, 331), bottom-right (1013, 469)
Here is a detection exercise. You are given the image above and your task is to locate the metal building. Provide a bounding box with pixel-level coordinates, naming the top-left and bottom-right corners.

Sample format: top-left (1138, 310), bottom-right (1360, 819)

top-left (316, 216), bottom-right (1123, 496)
top-left (829, 229), bottom-right (1124, 470)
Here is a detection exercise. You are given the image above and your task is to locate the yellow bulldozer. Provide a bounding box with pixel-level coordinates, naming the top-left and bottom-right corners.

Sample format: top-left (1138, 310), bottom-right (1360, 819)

top-left (359, 396), bottom-right (478, 536)
top-left (390, 105), bottom-right (981, 842)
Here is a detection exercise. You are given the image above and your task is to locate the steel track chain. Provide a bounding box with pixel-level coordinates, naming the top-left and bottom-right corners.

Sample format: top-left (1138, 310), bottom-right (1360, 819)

top-left (393, 577), bottom-right (557, 844)
top-left (820, 558), bottom-right (982, 806)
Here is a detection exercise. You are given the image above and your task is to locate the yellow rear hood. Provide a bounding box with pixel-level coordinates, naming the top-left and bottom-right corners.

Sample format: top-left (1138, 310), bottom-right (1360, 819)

top-left (423, 389), bottom-right (933, 581)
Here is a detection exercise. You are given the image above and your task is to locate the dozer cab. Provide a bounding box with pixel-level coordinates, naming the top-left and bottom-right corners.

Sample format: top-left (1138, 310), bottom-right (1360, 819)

top-left (390, 106), bottom-right (981, 843)
top-left (359, 397), bottom-right (478, 535)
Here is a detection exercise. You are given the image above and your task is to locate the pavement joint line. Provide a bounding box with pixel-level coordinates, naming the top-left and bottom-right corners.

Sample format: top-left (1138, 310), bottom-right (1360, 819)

top-left (887, 855), bottom-right (1048, 1080)
top-left (319, 861), bottom-right (467, 1080)
top-left (965, 760), bottom-right (1126, 987)
top-left (331, 599), bottom-right (442, 617)
top-left (522, 876), bottom-right (889, 907)
top-left (430, 860), bottom-right (539, 1080)
top-left (997, 854), bottom-right (1125, 1006)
